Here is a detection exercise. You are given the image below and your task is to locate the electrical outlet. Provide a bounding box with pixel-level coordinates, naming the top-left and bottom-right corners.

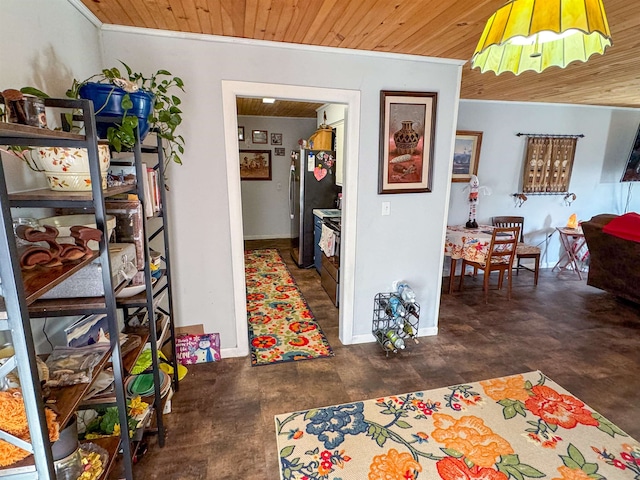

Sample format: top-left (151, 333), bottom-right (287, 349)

top-left (382, 202), bottom-right (391, 216)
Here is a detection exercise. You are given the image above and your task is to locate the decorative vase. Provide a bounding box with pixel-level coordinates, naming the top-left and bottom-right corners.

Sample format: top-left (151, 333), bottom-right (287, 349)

top-left (78, 82), bottom-right (154, 140)
top-left (393, 120), bottom-right (420, 154)
top-left (35, 145), bottom-right (111, 191)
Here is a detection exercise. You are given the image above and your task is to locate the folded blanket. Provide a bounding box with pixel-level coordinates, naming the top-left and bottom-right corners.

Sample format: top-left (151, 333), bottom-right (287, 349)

top-left (602, 212), bottom-right (640, 242)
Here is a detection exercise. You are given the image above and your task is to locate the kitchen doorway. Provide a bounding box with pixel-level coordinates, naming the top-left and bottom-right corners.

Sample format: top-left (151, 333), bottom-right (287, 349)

top-left (237, 100), bottom-right (343, 360)
top-left (222, 81), bottom-right (360, 356)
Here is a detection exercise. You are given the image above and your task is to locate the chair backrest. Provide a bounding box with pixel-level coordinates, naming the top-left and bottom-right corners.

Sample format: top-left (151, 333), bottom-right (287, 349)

top-left (492, 216), bottom-right (525, 242)
top-left (487, 226), bottom-right (520, 267)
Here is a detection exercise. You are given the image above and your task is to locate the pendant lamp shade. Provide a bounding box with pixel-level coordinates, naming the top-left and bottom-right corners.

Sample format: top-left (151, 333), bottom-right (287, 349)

top-left (471, 0), bottom-right (612, 75)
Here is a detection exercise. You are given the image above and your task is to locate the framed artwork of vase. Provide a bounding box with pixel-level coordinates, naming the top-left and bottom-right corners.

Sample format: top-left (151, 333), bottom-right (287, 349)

top-left (239, 150), bottom-right (272, 180)
top-left (378, 90), bottom-right (438, 194)
top-left (452, 131), bottom-right (483, 182)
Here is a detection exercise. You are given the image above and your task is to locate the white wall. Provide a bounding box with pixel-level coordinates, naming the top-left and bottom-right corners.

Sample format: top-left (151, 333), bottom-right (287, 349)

top-left (0, 0), bottom-right (103, 350)
top-left (239, 115), bottom-right (317, 239)
top-left (1, 0), bottom-right (103, 194)
top-left (99, 29), bottom-right (463, 351)
top-left (452, 100), bottom-right (640, 269)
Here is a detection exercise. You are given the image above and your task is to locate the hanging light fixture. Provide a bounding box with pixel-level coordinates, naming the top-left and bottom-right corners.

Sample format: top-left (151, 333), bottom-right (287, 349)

top-left (471, 0), bottom-right (613, 75)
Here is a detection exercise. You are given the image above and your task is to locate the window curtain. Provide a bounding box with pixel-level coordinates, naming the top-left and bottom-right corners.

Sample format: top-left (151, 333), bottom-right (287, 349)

top-left (522, 136), bottom-right (577, 193)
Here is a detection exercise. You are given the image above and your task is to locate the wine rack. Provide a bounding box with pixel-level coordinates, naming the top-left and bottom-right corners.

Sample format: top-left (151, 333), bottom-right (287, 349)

top-left (372, 292), bottom-right (420, 356)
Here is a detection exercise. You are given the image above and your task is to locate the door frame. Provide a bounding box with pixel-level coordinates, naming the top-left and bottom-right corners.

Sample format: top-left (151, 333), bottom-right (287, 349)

top-left (222, 81), bottom-right (361, 356)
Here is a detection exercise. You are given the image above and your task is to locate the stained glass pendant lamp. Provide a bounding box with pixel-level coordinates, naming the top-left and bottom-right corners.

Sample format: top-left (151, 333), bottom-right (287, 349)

top-left (471, 0), bottom-right (613, 75)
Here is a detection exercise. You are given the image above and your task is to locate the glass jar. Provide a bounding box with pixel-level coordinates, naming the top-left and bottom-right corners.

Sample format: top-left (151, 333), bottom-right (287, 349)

top-left (53, 448), bottom-right (83, 480)
top-left (12, 217), bottom-right (42, 247)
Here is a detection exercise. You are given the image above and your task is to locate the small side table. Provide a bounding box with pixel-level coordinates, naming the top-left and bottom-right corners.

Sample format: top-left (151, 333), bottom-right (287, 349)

top-left (553, 227), bottom-right (587, 279)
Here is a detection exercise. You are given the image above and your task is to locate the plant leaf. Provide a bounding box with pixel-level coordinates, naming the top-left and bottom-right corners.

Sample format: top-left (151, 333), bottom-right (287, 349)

top-left (567, 444), bottom-right (586, 466)
top-left (280, 446), bottom-right (294, 458)
top-left (20, 87), bottom-right (49, 98)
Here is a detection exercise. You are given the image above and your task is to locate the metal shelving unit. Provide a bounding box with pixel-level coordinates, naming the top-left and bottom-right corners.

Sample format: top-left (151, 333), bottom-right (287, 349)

top-left (0, 98), bottom-right (133, 479)
top-left (115, 132), bottom-right (179, 448)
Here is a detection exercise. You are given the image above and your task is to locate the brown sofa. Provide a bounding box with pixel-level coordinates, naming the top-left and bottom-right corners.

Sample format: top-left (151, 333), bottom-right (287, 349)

top-left (581, 214), bottom-right (640, 304)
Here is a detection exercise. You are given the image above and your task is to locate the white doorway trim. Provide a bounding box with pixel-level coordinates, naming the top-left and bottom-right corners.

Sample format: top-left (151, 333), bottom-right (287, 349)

top-left (222, 81), bottom-right (361, 356)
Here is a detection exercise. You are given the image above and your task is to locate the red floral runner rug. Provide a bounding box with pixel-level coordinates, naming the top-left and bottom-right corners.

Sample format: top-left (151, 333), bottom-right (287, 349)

top-left (275, 370), bottom-right (639, 479)
top-left (245, 248), bottom-right (333, 366)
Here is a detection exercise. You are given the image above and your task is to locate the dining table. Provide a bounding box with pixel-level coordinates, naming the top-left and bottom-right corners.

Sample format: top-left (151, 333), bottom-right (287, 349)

top-left (444, 224), bottom-right (498, 294)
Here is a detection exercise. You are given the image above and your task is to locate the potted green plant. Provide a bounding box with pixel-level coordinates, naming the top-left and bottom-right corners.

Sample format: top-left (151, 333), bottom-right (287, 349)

top-left (0, 65), bottom-right (184, 191)
top-left (67, 61), bottom-right (185, 167)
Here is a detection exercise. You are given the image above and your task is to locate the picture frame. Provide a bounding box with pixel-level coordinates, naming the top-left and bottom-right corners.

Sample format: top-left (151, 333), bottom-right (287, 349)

top-left (240, 150), bottom-right (272, 180)
top-left (378, 90), bottom-right (437, 194)
top-left (271, 133), bottom-right (283, 145)
top-left (252, 129), bottom-right (268, 144)
top-left (452, 131), bottom-right (483, 182)
top-left (621, 123), bottom-right (640, 182)
top-left (274, 147), bottom-right (285, 156)
top-left (238, 126), bottom-right (245, 141)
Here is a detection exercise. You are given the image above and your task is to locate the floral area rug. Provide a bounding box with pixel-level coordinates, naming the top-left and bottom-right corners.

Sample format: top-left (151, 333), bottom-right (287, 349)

top-left (245, 249), bottom-right (333, 366)
top-left (275, 370), bottom-right (640, 479)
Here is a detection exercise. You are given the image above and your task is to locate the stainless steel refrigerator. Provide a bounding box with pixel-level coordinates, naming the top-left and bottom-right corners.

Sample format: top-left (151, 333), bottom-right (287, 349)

top-left (289, 149), bottom-right (339, 268)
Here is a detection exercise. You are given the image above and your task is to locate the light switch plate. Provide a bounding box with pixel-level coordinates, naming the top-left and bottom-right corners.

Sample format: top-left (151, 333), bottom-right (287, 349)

top-left (382, 202), bottom-right (390, 216)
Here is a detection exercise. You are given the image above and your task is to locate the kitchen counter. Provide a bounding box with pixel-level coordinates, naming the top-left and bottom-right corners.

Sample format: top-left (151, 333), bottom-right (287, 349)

top-left (312, 208), bottom-right (341, 219)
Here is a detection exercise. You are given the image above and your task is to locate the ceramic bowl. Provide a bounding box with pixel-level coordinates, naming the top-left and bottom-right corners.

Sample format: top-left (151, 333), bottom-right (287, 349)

top-left (37, 214), bottom-right (116, 250)
top-left (34, 145), bottom-right (110, 191)
top-left (116, 277), bottom-right (156, 299)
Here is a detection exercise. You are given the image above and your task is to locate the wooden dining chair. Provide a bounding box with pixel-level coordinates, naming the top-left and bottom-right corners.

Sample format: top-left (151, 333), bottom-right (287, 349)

top-left (492, 216), bottom-right (541, 285)
top-left (459, 226), bottom-right (520, 303)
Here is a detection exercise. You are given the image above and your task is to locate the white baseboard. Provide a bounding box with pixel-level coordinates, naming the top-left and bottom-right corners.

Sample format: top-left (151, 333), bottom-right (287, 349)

top-left (221, 327), bottom-right (438, 357)
top-left (220, 346), bottom-right (248, 358)
top-left (350, 326), bottom-right (438, 345)
top-left (243, 234), bottom-right (292, 240)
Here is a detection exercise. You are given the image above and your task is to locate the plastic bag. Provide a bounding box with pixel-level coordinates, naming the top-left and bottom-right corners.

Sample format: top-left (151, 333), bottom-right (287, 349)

top-left (45, 345), bottom-right (109, 387)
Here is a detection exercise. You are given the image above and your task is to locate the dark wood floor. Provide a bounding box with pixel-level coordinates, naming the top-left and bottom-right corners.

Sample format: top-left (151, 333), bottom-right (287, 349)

top-left (132, 238), bottom-right (640, 479)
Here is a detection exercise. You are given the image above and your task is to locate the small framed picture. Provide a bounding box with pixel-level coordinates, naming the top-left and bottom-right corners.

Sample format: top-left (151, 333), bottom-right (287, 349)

top-left (452, 131), bottom-right (483, 182)
top-left (252, 130), bottom-right (268, 144)
top-left (274, 147), bottom-right (285, 156)
top-left (238, 126), bottom-right (245, 141)
top-left (240, 150), bottom-right (271, 180)
top-left (271, 133), bottom-right (283, 145)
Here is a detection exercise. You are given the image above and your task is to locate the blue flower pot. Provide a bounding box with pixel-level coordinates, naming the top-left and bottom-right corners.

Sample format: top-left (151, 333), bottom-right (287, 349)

top-left (79, 82), bottom-right (154, 140)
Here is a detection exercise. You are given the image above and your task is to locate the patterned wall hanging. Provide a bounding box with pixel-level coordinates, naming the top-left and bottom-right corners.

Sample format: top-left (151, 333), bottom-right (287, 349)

top-left (521, 135), bottom-right (581, 193)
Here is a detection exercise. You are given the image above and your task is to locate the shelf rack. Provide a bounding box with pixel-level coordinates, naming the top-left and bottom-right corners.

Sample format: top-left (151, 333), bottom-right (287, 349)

top-left (114, 131), bottom-right (179, 448)
top-left (0, 98), bottom-right (133, 479)
top-left (372, 293), bottom-right (420, 356)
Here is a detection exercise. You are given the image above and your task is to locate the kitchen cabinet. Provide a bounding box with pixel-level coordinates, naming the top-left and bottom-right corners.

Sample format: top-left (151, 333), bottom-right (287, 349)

top-left (321, 253), bottom-right (339, 307)
top-left (317, 105), bottom-right (346, 187)
top-left (313, 215), bottom-right (323, 274)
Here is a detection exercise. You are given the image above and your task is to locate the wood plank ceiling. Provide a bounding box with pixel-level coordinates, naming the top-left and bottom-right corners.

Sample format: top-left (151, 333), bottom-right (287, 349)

top-left (81, 0), bottom-right (640, 109)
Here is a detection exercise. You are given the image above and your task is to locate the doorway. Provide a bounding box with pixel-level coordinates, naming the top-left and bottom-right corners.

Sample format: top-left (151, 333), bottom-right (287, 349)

top-left (222, 81), bottom-right (360, 356)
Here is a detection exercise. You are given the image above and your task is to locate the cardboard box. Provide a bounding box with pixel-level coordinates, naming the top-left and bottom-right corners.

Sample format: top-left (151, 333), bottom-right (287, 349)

top-left (175, 331), bottom-right (220, 365)
top-left (161, 324), bottom-right (201, 359)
